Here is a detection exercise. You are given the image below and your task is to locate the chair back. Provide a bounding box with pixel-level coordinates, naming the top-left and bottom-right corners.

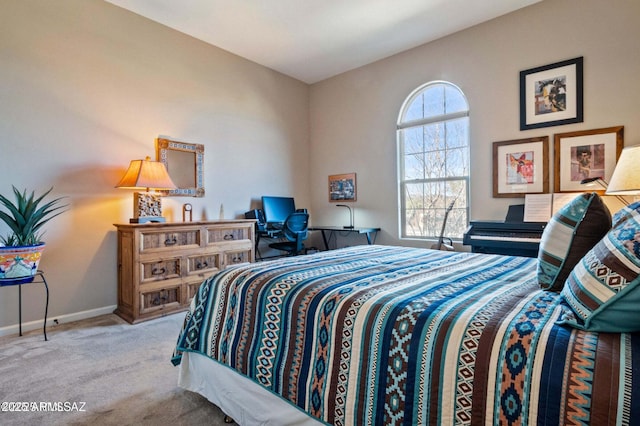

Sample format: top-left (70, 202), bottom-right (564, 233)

top-left (283, 212), bottom-right (309, 251)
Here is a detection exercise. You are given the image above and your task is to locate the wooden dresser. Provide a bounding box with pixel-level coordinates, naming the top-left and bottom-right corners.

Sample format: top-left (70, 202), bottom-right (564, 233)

top-left (114, 220), bottom-right (255, 323)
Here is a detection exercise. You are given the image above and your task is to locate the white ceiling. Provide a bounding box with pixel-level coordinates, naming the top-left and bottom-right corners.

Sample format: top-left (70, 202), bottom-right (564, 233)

top-left (105, 0), bottom-right (542, 84)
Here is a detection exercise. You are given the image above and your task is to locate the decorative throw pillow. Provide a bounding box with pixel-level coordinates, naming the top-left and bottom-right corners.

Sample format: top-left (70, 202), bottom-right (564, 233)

top-left (537, 193), bottom-right (611, 291)
top-left (612, 200), bottom-right (640, 228)
top-left (559, 204), bottom-right (640, 332)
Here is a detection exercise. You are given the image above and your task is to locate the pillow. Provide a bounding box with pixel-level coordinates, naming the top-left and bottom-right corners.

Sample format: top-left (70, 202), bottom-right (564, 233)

top-left (612, 200), bottom-right (640, 228)
top-left (559, 203), bottom-right (640, 332)
top-left (537, 193), bottom-right (611, 291)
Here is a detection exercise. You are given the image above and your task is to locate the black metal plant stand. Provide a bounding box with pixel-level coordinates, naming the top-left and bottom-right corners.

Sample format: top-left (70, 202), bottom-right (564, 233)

top-left (0, 270), bottom-right (49, 341)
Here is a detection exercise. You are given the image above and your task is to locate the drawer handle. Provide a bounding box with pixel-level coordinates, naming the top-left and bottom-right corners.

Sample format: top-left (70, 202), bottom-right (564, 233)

top-left (152, 267), bottom-right (166, 275)
top-left (152, 293), bottom-right (168, 306)
top-left (164, 236), bottom-right (177, 246)
top-left (223, 234), bottom-right (235, 240)
top-left (196, 261), bottom-right (208, 269)
top-left (231, 255), bottom-right (243, 263)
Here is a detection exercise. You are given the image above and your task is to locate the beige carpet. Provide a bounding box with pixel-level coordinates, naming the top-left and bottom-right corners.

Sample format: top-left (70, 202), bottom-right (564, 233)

top-left (0, 312), bottom-right (233, 425)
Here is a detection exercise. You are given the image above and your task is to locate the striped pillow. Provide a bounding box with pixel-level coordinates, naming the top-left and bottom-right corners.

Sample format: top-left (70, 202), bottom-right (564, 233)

top-left (612, 200), bottom-right (640, 227)
top-left (537, 193), bottom-right (611, 291)
top-left (560, 204), bottom-right (640, 332)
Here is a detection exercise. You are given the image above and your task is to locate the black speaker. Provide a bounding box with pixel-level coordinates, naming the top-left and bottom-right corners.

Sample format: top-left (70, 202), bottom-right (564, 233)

top-left (245, 209), bottom-right (266, 231)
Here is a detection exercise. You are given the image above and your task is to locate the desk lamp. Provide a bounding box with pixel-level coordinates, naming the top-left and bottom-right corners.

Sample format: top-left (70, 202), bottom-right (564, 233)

top-left (605, 144), bottom-right (640, 203)
top-left (336, 204), bottom-right (354, 229)
top-left (116, 156), bottom-right (177, 223)
top-left (579, 177), bottom-right (628, 205)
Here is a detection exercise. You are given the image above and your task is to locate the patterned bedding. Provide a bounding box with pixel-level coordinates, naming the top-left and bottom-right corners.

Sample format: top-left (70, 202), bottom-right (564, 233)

top-left (172, 245), bottom-right (640, 425)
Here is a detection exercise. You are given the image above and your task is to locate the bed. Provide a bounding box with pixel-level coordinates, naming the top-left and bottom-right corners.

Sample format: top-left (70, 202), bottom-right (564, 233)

top-left (172, 238), bottom-right (640, 425)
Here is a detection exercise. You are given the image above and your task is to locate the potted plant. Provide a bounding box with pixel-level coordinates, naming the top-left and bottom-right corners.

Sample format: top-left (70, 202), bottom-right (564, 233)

top-left (0, 186), bottom-right (67, 283)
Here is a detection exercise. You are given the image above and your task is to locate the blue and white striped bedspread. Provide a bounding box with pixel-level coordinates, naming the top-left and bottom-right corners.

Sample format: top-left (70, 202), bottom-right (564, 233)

top-left (172, 245), bottom-right (639, 425)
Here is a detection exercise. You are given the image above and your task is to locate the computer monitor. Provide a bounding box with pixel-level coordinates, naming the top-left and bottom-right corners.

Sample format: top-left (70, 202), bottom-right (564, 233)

top-left (261, 196), bottom-right (295, 225)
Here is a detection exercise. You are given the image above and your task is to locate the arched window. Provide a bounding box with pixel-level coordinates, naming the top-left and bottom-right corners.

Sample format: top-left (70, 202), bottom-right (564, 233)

top-left (397, 81), bottom-right (469, 241)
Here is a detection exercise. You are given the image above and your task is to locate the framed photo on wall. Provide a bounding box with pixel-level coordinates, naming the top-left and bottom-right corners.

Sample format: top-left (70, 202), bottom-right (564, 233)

top-left (554, 126), bottom-right (623, 193)
top-left (493, 136), bottom-right (549, 198)
top-left (520, 57), bottom-right (583, 130)
top-left (328, 173), bottom-right (357, 202)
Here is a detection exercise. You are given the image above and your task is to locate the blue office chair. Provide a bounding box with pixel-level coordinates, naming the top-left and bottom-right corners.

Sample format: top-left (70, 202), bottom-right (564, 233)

top-left (269, 212), bottom-right (309, 256)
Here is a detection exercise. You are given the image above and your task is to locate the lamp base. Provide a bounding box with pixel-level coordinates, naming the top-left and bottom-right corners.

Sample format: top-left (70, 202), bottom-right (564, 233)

top-left (130, 192), bottom-right (166, 224)
top-left (130, 216), bottom-right (166, 224)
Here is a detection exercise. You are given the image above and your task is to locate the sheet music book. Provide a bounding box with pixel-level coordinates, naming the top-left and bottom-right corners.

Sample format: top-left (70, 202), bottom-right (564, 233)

top-left (551, 193), bottom-right (581, 215)
top-left (524, 194), bottom-right (552, 222)
top-left (524, 193), bottom-right (582, 222)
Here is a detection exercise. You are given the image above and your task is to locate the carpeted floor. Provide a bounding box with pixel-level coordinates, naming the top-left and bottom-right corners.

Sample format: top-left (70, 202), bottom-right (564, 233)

top-left (0, 312), bottom-right (233, 425)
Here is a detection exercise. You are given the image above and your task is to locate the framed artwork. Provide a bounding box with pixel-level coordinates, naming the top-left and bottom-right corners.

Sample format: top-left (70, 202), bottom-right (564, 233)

top-left (554, 126), bottom-right (624, 193)
top-left (520, 57), bottom-right (583, 130)
top-left (493, 136), bottom-right (549, 198)
top-left (328, 173), bottom-right (357, 202)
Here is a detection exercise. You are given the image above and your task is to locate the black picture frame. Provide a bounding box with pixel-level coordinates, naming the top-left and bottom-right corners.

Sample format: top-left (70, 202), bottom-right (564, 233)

top-left (519, 57), bottom-right (583, 130)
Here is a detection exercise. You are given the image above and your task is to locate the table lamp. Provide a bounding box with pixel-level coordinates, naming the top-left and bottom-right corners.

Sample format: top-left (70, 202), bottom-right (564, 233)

top-left (606, 144), bottom-right (640, 203)
top-left (116, 156), bottom-right (177, 223)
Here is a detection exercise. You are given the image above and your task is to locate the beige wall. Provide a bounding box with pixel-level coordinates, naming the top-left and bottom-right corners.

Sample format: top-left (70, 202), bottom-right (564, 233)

top-left (308, 0), bottom-right (640, 248)
top-left (2, 0), bottom-right (639, 332)
top-left (0, 0), bottom-right (309, 330)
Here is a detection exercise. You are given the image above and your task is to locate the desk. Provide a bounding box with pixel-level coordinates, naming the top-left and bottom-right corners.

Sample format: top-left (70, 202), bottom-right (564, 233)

top-left (309, 226), bottom-right (381, 250)
top-left (0, 271), bottom-right (49, 340)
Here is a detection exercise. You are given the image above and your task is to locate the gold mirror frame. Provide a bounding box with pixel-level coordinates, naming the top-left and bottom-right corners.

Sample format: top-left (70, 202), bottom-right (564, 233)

top-left (156, 137), bottom-right (205, 197)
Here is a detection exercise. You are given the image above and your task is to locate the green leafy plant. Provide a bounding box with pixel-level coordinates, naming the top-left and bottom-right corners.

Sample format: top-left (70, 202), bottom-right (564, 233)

top-left (0, 186), bottom-right (67, 247)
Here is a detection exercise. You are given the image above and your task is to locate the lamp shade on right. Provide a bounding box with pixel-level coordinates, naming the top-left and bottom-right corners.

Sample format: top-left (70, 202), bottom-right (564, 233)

top-left (606, 144), bottom-right (640, 195)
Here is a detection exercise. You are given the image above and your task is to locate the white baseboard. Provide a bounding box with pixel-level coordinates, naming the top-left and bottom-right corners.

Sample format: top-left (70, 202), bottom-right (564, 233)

top-left (0, 305), bottom-right (118, 338)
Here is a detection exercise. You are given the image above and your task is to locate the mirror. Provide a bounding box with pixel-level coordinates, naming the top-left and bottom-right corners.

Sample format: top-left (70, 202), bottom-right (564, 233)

top-left (156, 137), bottom-right (205, 197)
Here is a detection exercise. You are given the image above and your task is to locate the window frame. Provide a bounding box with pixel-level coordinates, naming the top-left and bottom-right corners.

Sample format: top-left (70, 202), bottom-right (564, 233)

top-left (396, 81), bottom-right (470, 242)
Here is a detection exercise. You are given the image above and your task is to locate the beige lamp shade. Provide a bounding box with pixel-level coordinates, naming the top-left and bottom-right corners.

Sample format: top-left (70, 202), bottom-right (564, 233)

top-left (116, 156), bottom-right (177, 223)
top-left (606, 144), bottom-right (640, 195)
top-left (115, 156), bottom-right (177, 191)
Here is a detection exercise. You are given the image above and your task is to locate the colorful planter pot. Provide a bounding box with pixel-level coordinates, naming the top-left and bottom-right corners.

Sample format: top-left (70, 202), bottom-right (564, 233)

top-left (0, 243), bottom-right (46, 284)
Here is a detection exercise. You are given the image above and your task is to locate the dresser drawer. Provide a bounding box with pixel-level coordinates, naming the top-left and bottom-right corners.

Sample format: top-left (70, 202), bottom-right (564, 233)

top-left (186, 253), bottom-right (221, 276)
top-left (224, 249), bottom-right (251, 267)
top-left (207, 226), bottom-right (249, 244)
top-left (140, 258), bottom-right (181, 283)
top-left (140, 229), bottom-right (201, 253)
top-left (115, 220), bottom-right (255, 323)
top-left (140, 286), bottom-right (182, 314)
top-left (186, 280), bottom-right (202, 303)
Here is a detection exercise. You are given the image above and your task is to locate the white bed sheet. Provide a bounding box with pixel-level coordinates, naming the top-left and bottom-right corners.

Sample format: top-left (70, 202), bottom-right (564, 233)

top-left (178, 352), bottom-right (324, 426)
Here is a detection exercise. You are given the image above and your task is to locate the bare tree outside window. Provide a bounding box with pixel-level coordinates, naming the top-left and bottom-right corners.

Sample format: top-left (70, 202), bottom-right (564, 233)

top-left (397, 82), bottom-right (469, 241)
